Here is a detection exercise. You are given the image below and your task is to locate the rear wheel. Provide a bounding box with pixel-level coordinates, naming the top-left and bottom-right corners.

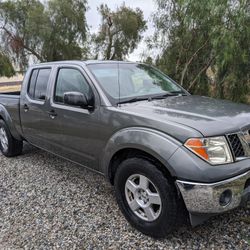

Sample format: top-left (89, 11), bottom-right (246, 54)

top-left (114, 157), bottom-right (179, 238)
top-left (0, 120), bottom-right (23, 157)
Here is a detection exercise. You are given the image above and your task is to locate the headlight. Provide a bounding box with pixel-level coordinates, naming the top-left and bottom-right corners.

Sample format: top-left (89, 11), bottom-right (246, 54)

top-left (184, 136), bottom-right (233, 165)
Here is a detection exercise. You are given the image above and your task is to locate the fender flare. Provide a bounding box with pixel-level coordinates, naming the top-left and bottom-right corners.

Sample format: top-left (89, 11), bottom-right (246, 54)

top-left (0, 104), bottom-right (22, 140)
top-left (101, 127), bottom-right (182, 180)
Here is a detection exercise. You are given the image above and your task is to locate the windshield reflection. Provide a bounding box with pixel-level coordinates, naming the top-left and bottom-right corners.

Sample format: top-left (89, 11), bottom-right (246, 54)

top-left (88, 63), bottom-right (186, 104)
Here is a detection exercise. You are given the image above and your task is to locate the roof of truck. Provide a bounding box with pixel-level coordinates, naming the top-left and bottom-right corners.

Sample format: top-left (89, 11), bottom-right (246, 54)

top-left (32, 60), bottom-right (138, 67)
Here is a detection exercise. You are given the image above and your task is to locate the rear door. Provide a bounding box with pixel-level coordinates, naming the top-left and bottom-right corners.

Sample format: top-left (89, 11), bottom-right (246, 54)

top-left (20, 66), bottom-right (62, 152)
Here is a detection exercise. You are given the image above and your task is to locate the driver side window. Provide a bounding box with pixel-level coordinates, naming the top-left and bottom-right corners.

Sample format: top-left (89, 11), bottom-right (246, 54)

top-left (54, 68), bottom-right (91, 104)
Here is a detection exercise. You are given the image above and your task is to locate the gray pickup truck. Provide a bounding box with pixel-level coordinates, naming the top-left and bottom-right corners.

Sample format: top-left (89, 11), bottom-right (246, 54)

top-left (0, 60), bottom-right (249, 237)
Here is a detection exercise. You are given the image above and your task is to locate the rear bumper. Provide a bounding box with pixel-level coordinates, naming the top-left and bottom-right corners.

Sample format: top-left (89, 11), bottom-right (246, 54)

top-left (176, 170), bottom-right (250, 214)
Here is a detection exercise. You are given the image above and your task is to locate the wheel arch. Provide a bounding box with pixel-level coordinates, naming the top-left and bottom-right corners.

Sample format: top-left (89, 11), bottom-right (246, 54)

top-left (101, 127), bottom-right (182, 184)
top-left (0, 104), bottom-right (22, 140)
top-left (108, 147), bottom-right (178, 185)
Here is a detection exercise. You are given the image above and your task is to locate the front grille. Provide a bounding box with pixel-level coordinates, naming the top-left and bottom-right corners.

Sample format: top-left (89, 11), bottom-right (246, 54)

top-left (227, 134), bottom-right (246, 158)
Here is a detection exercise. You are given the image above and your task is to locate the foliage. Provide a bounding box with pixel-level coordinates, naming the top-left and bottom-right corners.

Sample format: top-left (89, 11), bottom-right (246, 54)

top-left (0, 0), bottom-right (249, 105)
top-left (0, 51), bottom-right (15, 77)
top-left (0, 0), bottom-right (88, 70)
top-left (0, 0), bottom-right (45, 69)
top-left (152, 0), bottom-right (250, 103)
top-left (42, 0), bottom-right (88, 61)
top-left (93, 4), bottom-right (146, 60)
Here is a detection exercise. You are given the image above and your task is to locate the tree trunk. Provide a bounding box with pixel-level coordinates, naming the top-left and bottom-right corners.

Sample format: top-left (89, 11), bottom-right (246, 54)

top-left (106, 26), bottom-right (113, 60)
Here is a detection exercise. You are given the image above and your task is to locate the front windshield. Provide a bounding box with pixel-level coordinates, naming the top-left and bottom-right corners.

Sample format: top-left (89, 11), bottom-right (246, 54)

top-left (88, 63), bottom-right (185, 104)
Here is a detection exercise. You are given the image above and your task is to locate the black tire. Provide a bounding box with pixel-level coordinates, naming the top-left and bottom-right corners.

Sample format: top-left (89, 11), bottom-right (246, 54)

top-left (114, 157), bottom-right (179, 238)
top-left (0, 119), bottom-right (23, 157)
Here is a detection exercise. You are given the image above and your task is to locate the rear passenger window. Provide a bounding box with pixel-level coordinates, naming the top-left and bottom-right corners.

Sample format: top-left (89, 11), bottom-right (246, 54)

top-left (34, 69), bottom-right (51, 100)
top-left (28, 69), bottom-right (38, 97)
top-left (28, 68), bottom-right (51, 100)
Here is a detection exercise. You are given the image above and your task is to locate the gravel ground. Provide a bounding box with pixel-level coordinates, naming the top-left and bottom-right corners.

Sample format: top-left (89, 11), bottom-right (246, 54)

top-left (0, 143), bottom-right (249, 249)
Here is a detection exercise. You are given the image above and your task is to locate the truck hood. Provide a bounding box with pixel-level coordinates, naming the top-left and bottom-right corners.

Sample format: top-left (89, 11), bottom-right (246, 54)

top-left (121, 95), bottom-right (250, 136)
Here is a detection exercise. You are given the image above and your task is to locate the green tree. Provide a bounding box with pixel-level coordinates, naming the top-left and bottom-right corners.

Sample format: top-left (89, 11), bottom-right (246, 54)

top-left (42, 0), bottom-right (88, 61)
top-left (143, 56), bottom-right (154, 65)
top-left (0, 0), bottom-right (88, 70)
top-left (0, 0), bottom-right (46, 69)
top-left (152, 0), bottom-right (250, 103)
top-left (0, 52), bottom-right (15, 77)
top-left (93, 4), bottom-right (147, 60)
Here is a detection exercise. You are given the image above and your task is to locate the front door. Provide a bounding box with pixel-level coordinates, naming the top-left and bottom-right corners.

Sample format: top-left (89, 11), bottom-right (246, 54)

top-left (48, 66), bottom-right (102, 170)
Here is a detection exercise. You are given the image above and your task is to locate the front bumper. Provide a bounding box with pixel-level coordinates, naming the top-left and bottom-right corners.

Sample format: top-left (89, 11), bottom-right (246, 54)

top-left (176, 170), bottom-right (250, 214)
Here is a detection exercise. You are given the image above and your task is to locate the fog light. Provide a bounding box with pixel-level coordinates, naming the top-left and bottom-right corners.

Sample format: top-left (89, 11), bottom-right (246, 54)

top-left (219, 189), bottom-right (232, 206)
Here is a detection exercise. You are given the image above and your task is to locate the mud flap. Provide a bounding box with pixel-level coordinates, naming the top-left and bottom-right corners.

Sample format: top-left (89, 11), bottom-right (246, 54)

top-left (189, 213), bottom-right (213, 227)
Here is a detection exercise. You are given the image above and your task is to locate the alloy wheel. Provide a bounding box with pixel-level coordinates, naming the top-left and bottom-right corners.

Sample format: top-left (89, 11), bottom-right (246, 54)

top-left (125, 174), bottom-right (162, 221)
top-left (0, 127), bottom-right (8, 151)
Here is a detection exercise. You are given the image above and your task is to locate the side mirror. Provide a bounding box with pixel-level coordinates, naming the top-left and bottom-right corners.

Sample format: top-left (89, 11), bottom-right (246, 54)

top-left (64, 92), bottom-right (92, 109)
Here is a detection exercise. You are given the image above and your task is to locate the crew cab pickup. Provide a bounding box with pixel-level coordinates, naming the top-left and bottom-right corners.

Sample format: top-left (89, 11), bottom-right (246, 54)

top-left (0, 60), bottom-right (249, 238)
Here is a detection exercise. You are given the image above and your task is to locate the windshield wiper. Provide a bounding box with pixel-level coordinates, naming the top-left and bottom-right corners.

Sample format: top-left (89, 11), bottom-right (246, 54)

top-left (117, 91), bottom-right (187, 104)
top-left (150, 91), bottom-right (186, 100)
top-left (117, 96), bottom-right (149, 105)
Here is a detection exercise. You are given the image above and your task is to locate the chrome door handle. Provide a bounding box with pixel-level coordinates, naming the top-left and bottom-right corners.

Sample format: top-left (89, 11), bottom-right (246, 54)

top-left (24, 104), bottom-right (29, 112)
top-left (47, 110), bottom-right (57, 119)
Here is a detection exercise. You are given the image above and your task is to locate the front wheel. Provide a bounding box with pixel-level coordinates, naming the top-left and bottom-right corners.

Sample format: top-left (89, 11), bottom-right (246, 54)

top-left (0, 120), bottom-right (23, 157)
top-left (114, 157), bottom-right (179, 238)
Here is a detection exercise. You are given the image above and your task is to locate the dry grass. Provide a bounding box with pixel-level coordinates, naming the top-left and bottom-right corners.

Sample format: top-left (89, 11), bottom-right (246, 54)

top-left (0, 85), bottom-right (21, 93)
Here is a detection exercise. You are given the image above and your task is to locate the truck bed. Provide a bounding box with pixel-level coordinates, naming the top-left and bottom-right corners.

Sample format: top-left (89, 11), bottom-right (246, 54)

top-left (0, 91), bottom-right (20, 95)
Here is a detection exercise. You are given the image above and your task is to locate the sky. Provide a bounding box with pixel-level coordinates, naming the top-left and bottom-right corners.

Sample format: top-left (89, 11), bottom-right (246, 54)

top-left (86, 0), bottom-right (156, 61)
